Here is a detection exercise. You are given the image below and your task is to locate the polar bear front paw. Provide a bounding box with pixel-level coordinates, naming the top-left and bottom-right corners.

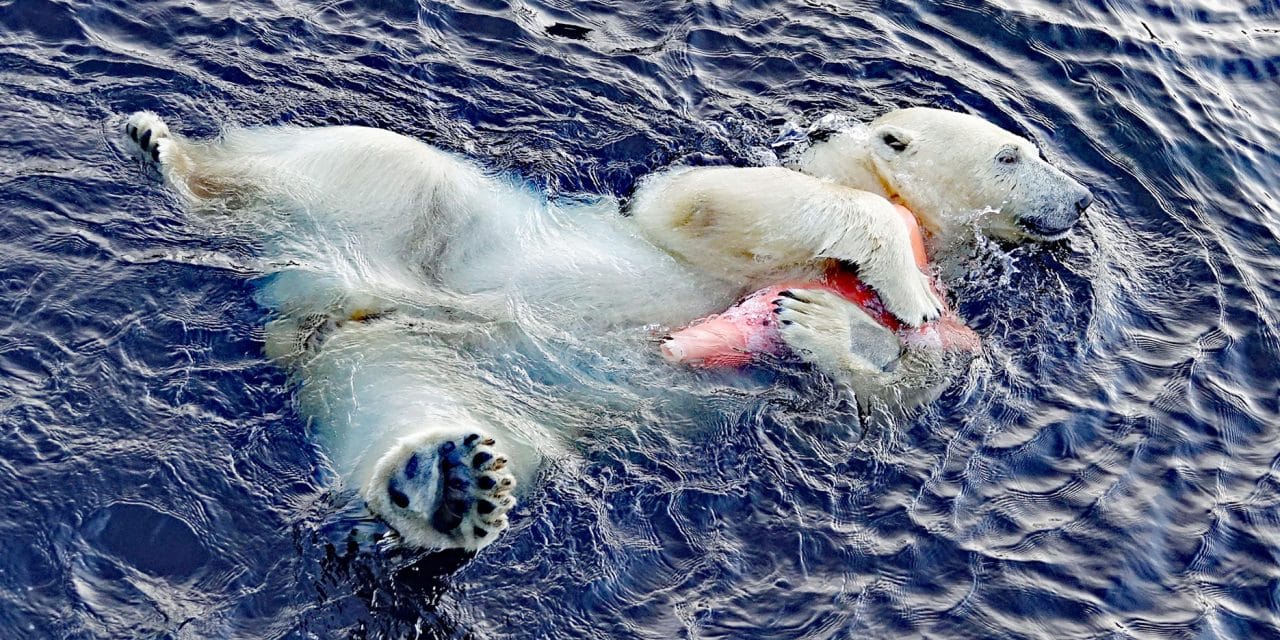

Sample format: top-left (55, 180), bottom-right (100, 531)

top-left (124, 111), bottom-right (172, 165)
top-left (870, 267), bottom-right (942, 328)
top-left (366, 431), bottom-right (518, 552)
top-left (774, 288), bottom-right (902, 377)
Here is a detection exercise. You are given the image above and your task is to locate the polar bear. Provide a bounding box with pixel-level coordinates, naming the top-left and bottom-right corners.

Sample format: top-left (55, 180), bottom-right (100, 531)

top-left (121, 106), bottom-right (1088, 552)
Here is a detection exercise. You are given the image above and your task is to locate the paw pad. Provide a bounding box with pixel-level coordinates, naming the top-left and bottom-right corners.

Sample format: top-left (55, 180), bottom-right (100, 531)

top-left (384, 432), bottom-right (519, 549)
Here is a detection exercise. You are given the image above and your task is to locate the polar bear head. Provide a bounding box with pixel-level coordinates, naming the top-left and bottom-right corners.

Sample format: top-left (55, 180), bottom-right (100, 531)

top-left (792, 108), bottom-right (1093, 242)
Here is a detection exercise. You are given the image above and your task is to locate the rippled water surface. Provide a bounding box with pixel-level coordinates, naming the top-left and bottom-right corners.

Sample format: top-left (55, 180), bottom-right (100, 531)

top-left (3, 0), bottom-right (1280, 637)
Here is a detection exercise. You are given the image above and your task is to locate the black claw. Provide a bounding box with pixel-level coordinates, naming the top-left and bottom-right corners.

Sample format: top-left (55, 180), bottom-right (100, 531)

top-left (781, 319), bottom-right (793, 325)
top-left (777, 290), bottom-right (801, 300)
top-left (476, 475), bottom-right (496, 491)
top-left (464, 433), bottom-right (481, 446)
top-left (138, 129), bottom-right (152, 150)
top-left (404, 454), bottom-right (420, 479)
top-left (477, 499), bottom-right (496, 515)
top-left (491, 457), bottom-right (507, 470)
top-left (482, 437), bottom-right (496, 446)
top-left (472, 451), bottom-right (492, 469)
top-left (388, 481), bottom-right (410, 509)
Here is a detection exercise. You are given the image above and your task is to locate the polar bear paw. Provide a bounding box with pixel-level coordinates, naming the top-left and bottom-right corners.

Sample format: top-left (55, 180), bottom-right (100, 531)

top-left (124, 111), bottom-right (172, 165)
top-left (774, 288), bottom-right (902, 377)
top-left (365, 431), bottom-right (518, 552)
top-left (868, 266), bottom-right (942, 329)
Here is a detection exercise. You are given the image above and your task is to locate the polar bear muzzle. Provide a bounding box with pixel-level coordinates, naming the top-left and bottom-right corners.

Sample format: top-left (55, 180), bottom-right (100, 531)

top-left (1006, 156), bottom-right (1094, 240)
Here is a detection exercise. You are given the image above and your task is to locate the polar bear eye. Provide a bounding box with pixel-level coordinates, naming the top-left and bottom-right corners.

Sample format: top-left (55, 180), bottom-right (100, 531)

top-left (997, 147), bottom-right (1020, 165)
top-left (881, 132), bottom-right (909, 152)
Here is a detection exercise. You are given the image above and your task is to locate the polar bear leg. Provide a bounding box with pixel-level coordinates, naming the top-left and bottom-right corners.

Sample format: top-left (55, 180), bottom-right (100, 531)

top-left (362, 428), bottom-right (520, 552)
top-left (628, 166), bottom-right (942, 327)
top-left (850, 235), bottom-right (944, 328)
top-left (773, 288), bottom-right (902, 379)
top-left (290, 314), bottom-right (531, 552)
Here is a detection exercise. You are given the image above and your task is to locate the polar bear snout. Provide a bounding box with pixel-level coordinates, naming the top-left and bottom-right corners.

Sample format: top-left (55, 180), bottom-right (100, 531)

top-left (1013, 167), bottom-right (1093, 240)
top-left (1075, 190), bottom-right (1095, 214)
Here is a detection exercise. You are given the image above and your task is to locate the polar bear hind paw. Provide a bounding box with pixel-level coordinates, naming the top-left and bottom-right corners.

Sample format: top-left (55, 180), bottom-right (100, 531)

top-left (124, 111), bottom-right (172, 164)
top-left (774, 288), bottom-right (902, 376)
top-left (369, 431), bottom-right (518, 551)
top-left (429, 433), bottom-right (517, 541)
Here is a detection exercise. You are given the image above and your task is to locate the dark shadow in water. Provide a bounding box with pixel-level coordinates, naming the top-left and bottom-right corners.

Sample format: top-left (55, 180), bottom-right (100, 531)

top-left (313, 527), bottom-right (477, 639)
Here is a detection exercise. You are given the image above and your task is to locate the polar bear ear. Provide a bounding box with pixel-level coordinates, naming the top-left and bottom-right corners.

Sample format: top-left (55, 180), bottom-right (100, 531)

top-left (870, 125), bottom-right (914, 160)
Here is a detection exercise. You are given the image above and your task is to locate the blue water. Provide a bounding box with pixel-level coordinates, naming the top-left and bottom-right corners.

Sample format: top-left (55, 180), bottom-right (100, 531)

top-left (2, 0), bottom-right (1279, 637)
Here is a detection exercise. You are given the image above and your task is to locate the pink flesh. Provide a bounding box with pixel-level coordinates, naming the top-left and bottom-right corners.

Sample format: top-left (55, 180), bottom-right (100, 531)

top-left (661, 204), bottom-right (980, 368)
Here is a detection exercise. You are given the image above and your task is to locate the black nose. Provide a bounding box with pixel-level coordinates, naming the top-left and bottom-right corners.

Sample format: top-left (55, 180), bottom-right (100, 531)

top-left (1075, 191), bottom-right (1094, 213)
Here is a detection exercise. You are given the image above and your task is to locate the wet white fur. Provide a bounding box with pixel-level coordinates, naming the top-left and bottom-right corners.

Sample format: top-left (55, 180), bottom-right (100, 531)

top-left (773, 289), bottom-right (901, 379)
top-left (630, 166), bottom-right (942, 327)
top-left (146, 119), bottom-right (733, 330)
top-left (133, 113), bottom-right (723, 550)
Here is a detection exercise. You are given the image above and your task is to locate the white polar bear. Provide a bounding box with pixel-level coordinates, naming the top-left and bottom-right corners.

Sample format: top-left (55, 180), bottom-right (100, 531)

top-left (121, 106), bottom-right (1089, 552)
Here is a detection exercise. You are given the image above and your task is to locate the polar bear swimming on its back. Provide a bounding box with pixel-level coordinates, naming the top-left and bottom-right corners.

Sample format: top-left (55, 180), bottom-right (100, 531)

top-left (122, 107), bottom-right (1090, 552)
